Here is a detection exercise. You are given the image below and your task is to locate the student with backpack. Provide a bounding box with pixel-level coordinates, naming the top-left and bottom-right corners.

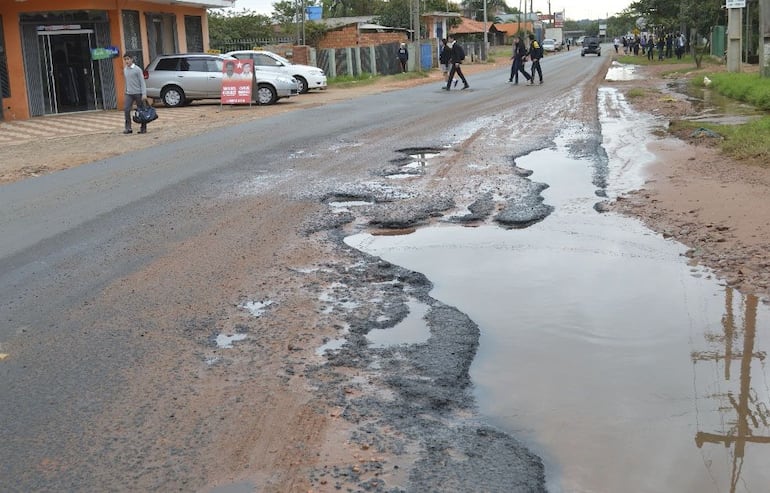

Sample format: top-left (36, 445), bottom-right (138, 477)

top-left (443, 35), bottom-right (469, 91)
top-left (527, 34), bottom-right (543, 85)
top-left (509, 36), bottom-right (531, 85)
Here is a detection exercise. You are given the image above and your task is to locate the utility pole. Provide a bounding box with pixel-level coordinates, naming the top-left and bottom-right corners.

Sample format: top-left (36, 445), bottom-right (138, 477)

top-left (760, 0), bottom-right (770, 76)
top-left (726, 0), bottom-right (745, 72)
top-left (411, 0), bottom-right (421, 70)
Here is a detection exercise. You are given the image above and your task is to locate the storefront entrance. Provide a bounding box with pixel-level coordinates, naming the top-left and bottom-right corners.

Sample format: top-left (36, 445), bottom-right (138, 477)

top-left (37, 29), bottom-right (101, 114)
top-left (20, 11), bottom-right (117, 117)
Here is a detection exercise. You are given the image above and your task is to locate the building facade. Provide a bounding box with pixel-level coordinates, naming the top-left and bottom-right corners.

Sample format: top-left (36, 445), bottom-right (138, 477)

top-left (0, 0), bottom-right (233, 121)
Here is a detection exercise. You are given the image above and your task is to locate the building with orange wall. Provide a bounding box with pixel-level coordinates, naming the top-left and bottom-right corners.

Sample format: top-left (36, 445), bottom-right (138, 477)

top-left (0, 0), bottom-right (233, 121)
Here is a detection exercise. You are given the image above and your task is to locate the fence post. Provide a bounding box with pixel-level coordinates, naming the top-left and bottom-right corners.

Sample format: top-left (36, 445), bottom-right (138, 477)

top-left (354, 46), bottom-right (362, 76)
top-left (370, 45), bottom-right (377, 74)
top-left (328, 49), bottom-right (336, 78)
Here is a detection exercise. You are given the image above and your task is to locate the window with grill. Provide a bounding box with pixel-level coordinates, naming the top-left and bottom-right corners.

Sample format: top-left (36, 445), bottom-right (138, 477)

top-left (184, 16), bottom-right (204, 53)
top-left (0, 16), bottom-right (9, 98)
top-left (121, 10), bottom-right (144, 68)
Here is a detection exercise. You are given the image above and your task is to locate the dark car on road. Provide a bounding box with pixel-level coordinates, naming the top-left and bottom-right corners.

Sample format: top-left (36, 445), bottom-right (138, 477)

top-left (581, 36), bottom-right (601, 56)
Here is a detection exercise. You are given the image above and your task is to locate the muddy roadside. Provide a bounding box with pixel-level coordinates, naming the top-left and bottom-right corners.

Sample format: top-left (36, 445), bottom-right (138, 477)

top-left (602, 62), bottom-right (770, 303)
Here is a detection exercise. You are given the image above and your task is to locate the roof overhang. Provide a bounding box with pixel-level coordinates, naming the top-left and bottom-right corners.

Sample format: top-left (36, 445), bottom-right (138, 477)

top-left (421, 12), bottom-right (462, 19)
top-left (142, 0), bottom-right (236, 8)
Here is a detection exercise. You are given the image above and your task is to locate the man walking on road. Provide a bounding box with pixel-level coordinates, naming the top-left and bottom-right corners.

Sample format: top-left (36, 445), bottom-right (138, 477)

top-left (527, 34), bottom-right (543, 85)
top-left (122, 54), bottom-right (147, 134)
top-left (509, 37), bottom-right (531, 85)
top-left (443, 35), bottom-right (469, 91)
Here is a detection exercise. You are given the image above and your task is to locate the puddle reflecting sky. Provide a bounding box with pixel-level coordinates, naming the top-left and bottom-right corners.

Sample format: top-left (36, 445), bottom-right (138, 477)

top-left (346, 120), bottom-right (770, 492)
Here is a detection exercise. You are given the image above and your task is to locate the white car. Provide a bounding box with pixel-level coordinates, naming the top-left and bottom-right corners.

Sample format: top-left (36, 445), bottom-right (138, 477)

top-left (225, 50), bottom-right (327, 94)
top-left (541, 39), bottom-right (557, 52)
top-left (144, 53), bottom-right (298, 106)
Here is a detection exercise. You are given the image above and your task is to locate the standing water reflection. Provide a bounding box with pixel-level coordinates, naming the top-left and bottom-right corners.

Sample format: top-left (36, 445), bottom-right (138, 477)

top-left (346, 139), bottom-right (770, 492)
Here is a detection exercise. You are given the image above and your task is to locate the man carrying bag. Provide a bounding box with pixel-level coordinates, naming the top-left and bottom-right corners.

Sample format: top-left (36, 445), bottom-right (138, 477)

top-left (123, 54), bottom-right (150, 134)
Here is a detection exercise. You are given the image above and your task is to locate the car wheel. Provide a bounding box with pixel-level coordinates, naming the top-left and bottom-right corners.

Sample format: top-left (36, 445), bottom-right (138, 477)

top-left (294, 76), bottom-right (309, 94)
top-left (255, 84), bottom-right (277, 105)
top-left (161, 86), bottom-right (185, 107)
top-left (581, 52), bottom-right (585, 57)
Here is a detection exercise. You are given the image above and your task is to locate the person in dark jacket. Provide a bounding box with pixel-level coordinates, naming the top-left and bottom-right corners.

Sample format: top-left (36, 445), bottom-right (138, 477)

top-left (439, 38), bottom-right (456, 87)
top-left (527, 34), bottom-right (543, 85)
top-left (509, 37), bottom-right (531, 85)
top-left (443, 35), bottom-right (469, 91)
top-left (397, 43), bottom-right (408, 72)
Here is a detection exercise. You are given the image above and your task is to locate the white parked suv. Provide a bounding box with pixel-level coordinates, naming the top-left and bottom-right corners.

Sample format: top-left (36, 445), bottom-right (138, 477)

top-left (225, 50), bottom-right (327, 94)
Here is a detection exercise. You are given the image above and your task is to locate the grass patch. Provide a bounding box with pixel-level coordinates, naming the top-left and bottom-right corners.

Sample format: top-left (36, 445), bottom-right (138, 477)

top-left (327, 72), bottom-right (378, 87)
top-left (615, 54), bottom-right (721, 67)
top-left (626, 87), bottom-right (647, 98)
top-left (670, 117), bottom-right (770, 165)
top-left (328, 70), bottom-right (431, 88)
top-left (695, 72), bottom-right (770, 110)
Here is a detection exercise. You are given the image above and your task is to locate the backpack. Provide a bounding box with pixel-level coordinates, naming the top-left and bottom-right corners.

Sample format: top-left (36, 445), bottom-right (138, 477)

top-left (455, 43), bottom-right (466, 62)
top-left (532, 41), bottom-right (543, 59)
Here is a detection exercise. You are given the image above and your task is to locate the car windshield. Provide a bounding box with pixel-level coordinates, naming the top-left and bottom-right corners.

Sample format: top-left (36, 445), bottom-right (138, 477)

top-left (270, 53), bottom-right (293, 65)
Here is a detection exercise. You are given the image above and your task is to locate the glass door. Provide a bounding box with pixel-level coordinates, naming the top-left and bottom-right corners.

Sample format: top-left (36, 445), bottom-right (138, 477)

top-left (38, 30), bottom-right (101, 114)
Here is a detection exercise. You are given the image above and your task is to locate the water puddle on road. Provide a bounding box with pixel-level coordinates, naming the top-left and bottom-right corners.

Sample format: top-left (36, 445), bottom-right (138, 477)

top-left (345, 114), bottom-right (770, 491)
top-left (367, 299), bottom-right (431, 348)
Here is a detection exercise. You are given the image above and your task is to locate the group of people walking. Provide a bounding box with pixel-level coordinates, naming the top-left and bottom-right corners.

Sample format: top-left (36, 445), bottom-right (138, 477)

top-left (508, 34), bottom-right (544, 86)
top-left (614, 32), bottom-right (687, 61)
top-left (439, 33), bottom-right (544, 92)
top-left (439, 35), bottom-right (470, 90)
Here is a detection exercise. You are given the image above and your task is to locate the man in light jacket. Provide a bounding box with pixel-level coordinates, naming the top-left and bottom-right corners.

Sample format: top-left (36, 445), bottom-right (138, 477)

top-left (123, 54), bottom-right (148, 134)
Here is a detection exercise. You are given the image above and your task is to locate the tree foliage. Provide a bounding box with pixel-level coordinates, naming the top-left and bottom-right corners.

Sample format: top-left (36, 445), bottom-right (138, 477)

top-left (304, 21), bottom-right (328, 47)
top-left (463, 0), bottom-right (510, 21)
top-left (374, 0), bottom-right (411, 30)
top-left (628, 0), bottom-right (723, 35)
top-left (322, 0), bottom-right (383, 17)
top-left (208, 9), bottom-right (274, 43)
top-left (628, 0), bottom-right (724, 67)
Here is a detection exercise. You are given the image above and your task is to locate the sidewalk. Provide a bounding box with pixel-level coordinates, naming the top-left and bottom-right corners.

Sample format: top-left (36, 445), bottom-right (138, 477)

top-left (0, 104), bottom-right (236, 147)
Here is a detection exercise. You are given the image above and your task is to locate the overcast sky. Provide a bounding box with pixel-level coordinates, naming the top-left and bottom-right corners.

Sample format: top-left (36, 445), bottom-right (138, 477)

top-left (222, 0), bottom-right (634, 21)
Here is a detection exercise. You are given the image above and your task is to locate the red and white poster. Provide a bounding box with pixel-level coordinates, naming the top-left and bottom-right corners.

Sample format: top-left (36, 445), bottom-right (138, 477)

top-left (221, 60), bottom-right (253, 104)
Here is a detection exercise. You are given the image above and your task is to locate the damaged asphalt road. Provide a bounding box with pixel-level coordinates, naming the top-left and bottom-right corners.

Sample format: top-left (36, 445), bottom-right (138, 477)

top-left (0, 53), bottom-right (611, 491)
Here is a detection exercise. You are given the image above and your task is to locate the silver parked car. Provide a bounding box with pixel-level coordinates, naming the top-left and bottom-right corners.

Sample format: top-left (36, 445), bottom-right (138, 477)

top-left (143, 53), bottom-right (298, 107)
top-left (225, 50), bottom-right (327, 94)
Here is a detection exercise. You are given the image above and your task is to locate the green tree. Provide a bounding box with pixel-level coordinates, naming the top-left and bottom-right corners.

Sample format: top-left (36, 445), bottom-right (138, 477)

top-left (272, 0), bottom-right (298, 24)
top-left (374, 0), bottom-right (411, 30)
top-left (208, 9), bottom-right (274, 46)
top-left (322, 0), bottom-right (384, 17)
top-left (304, 21), bottom-right (329, 47)
top-left (463, 0), bottom-right (509, 21)
top-left (272, 0), bottom-right (299, 37)
top-left (629, 0), bottom-right (723, 67)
